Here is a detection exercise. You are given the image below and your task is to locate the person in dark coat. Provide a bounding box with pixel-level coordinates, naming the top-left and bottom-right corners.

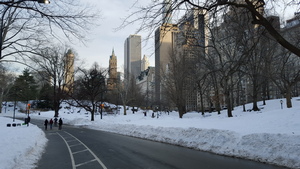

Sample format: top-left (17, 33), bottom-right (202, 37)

top-left (58, 118), bottom-right (63, 130)
top-left (44, 119), bottom-right (48, 130)
top-left (49, 118), bottom-right (53, 130)
top-left (27, 116), bottom-right (31, 126)
top-left (54, 117), bottom-right (58, 127)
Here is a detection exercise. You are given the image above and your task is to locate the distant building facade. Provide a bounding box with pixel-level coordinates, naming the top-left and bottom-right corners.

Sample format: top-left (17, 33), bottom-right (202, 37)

top-left (64, 49), bottom-right (75, 93)
top-left (154, 7), bottom-right (208, 111)
top-left (141, 55), bottom-right (150, 71)
top-left (107, 49), bottom-right (118, 91)
top-left (282, 12), bottom-right (300, 98)
top-left (136, 66), bottom-right (155, 107)
top-left (177, 8), bottom-right (209, 111)
top-left (124, 35), bottom-right (142, 80)
top-left (155, 23), bottom-right (178, 105)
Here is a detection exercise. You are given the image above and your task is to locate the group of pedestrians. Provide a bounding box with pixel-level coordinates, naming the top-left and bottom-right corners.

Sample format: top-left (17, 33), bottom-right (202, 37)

top-left (44, 117), bottom-right (63, 130)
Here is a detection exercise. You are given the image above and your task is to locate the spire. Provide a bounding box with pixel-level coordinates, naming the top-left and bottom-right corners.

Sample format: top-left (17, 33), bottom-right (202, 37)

top-left (67, 49), bottom-right (72, 55)
top-left (110, 48), bottom-right (117, 60)
top-left (112, 48), bottom-right (115, 56)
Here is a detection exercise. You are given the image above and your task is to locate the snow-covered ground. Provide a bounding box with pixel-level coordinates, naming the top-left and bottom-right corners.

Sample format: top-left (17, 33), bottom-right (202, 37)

top-left (0, 117), bottom-right (46, 169)
top-left (1, 98), bottom-right (300, 169)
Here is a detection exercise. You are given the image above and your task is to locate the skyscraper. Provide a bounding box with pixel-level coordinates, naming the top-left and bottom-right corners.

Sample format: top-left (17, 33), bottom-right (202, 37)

top-left (154, 23), bottom-right (178, 104)
top-left (107, 49), bottom-right (118, 91)
top-left (124, 35), bottom-right (142, 80)
top-left (64, 49), bottom-right (74, 93)
top-left (176, 8), bottom-right (208, 111)
top-left (155, 0), bottom-right (177, 105)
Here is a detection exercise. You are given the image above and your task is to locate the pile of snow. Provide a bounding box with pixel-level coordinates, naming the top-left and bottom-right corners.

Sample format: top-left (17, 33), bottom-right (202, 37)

top-left (1, 97), bottom-right (300, 168)
top-left (0, 117), bottom-right (47, 169)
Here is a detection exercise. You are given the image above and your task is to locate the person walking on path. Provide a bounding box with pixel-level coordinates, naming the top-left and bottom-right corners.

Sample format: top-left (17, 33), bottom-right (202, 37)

top-left (27, 116), bottom-right (31, 126)
top-left (58, 118), bottom-right (63, 130)
top-left (44, 119), bottom-right (48, 130)
top-left (54, 117), bottom-right (58, 127)
top-left (49, 118), bottom-right (53, 130)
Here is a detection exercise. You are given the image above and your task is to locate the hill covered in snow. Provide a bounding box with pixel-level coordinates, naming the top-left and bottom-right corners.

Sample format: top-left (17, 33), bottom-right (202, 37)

top-left (1, 97), bottom-right (300, 168)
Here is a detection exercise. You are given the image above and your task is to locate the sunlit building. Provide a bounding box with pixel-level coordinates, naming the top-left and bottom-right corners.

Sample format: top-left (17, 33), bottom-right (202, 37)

top-left (107, 49), bottom-right (118, 91)
top-left (64, 49), bottom-right (74, 93)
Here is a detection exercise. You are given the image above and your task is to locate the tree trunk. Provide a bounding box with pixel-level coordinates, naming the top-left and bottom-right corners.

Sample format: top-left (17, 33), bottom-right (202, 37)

top-left (252, 93), bottom-right (259, 111)
top-left (252, 79), bottom-right (260, 111)
top-left (54, 99), bottom-right (59, 117)
top-left (200, 93), bottom-right (204, 115)
top-left (215, 89), bottom-right (221, 115)
top-left (91, 110), bottom-right (94, 121)
top-left (53, 85), bottom-right (59, 117)
top-left (223, 80), bottom-right (232, 117)
top-left (91, 104), bottom-right (95, 121)
top-left (0, 91), bottom-right (3, 113)
top-left (178, 105), bottom-right (185, 118)
top-left (286, 86), bottom-right (292, 108)
top-left (225, 92), bottom-right (233, 117)
top-left (123, 104), bottom-right (127, 115)
top-left (262, 80), bottom-right (268, 105)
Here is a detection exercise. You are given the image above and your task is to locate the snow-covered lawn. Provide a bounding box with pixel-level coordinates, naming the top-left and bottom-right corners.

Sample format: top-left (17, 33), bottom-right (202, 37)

top-left (1, 97), bottom-right (300, 169)
top-left (0, 117), bottom-right (47, 169)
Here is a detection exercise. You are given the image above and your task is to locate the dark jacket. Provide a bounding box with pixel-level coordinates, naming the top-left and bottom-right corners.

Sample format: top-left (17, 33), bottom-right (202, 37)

top-left (58, 118), bottom-right (63, 126)
top-left (44, 119), bottom-right (48, 126)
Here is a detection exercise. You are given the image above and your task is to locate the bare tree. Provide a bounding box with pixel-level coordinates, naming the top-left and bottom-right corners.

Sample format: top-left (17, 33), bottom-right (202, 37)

top-left (204, 9), bottom-right (257, 117)
top-left (70, 63), bottom-right (107, 121)
top-left (31, 45), bottom-right (76, 117)
top-left (161, 43), bottom-right (197, 118)
top-left (268, 16), bottom-right (300, 108)
top-left (119, 74), bottom-right (143, 115)
top-left (0, 65), bottom-right (15, 113)
top-left (124, 0), bottom-right (300, 57)
top-left (106, 89), bottom-right (120, 107)
top-left (195, 64), bottom-right (213, 115)
top-left (269, 50), bottom-right (300, 108)
top-left (0, 0), bottom-right (99, 64)
top-left (123, 1), bottom-right (300, 116)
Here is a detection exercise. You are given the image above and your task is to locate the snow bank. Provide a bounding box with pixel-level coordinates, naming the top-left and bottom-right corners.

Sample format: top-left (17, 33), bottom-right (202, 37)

top-left (0, 117), bottom-right (48, 169)
top-left (82, 122), bottom-right (300, 169)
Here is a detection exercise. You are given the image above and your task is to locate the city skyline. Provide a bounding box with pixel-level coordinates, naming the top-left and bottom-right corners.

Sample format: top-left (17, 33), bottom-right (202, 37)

top-left (70, 0), bottom-right (296, 73)
top-left (74, 0), bottom-right (155, 73)
top-left (6, 1), bottom-right (297, 74)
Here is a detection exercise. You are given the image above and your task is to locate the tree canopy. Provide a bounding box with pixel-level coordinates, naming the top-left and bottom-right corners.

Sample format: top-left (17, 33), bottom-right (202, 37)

top-left (124, 0), bottom-right (300, 57)
top-left (0, 0), bottom-right (99, 63)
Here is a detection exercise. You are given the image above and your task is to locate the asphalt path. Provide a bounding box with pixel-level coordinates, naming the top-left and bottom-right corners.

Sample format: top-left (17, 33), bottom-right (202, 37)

top-left (30, 119), bottom-right (288, 169)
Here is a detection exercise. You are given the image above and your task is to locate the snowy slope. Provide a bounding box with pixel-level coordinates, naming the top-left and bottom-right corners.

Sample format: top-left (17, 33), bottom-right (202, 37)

top-left (1, 97), bottom-right (300, 169)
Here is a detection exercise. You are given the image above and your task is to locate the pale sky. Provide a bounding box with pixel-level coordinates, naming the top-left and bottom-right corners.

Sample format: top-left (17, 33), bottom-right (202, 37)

top-left (73, 0), bottom-right (297, 74)
top-left (73, 0), bottom-right (155, 73)
top-left (8, 1), bottom-right (297, 74)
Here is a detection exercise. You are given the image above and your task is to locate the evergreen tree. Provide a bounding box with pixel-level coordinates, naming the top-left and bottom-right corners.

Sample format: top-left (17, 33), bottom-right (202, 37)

top-left (8, 69), bottom-right (38, 102)
top-left (36, 83), bottom-right (53, 110)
